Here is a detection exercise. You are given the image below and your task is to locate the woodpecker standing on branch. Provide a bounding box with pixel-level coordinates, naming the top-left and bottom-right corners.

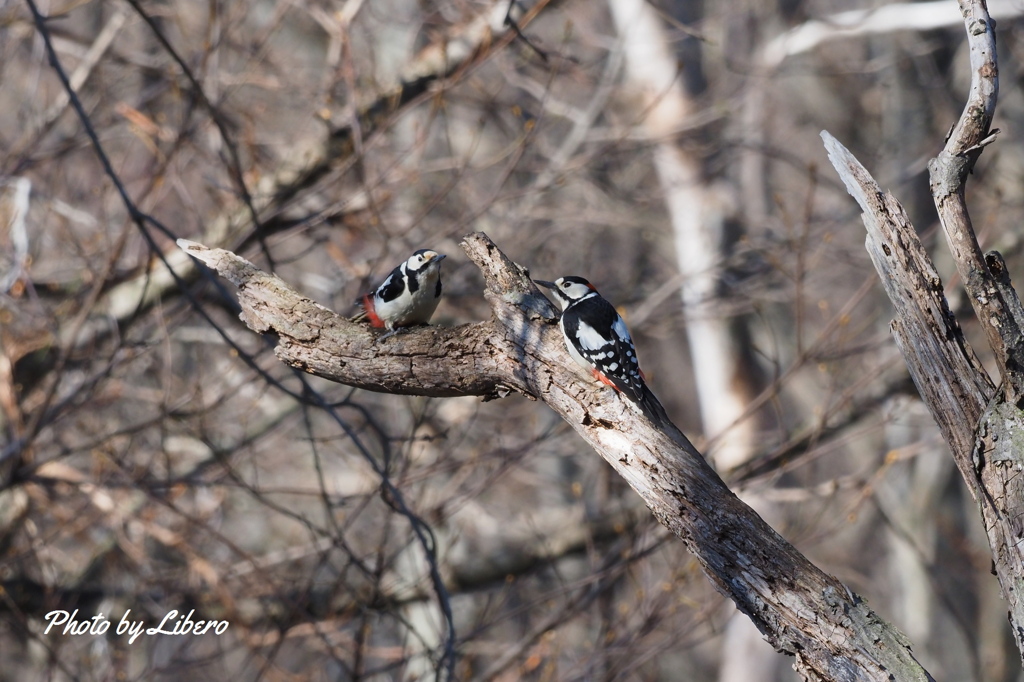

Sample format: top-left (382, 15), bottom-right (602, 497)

top-left (536, 276), bottom-right (661, 421)
top-left (355, 249), bottom-right (446, 338)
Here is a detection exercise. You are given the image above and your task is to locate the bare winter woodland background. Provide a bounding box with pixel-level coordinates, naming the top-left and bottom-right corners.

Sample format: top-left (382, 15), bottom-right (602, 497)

top-left (3, 0), bottom-right (1024, 680)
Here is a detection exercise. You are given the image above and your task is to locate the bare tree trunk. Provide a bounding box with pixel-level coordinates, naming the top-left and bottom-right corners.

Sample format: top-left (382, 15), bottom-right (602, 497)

top-left (822, 0), bottom-right (1024, 664)
top-left (604, 3), bottom-right (777, 678)
top-left (607, 0), bottom-right (760, 470)
top-left (178, 233), bottom-right (934, 680)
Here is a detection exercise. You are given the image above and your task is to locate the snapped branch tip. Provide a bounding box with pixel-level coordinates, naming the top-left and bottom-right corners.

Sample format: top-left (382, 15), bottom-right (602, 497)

top-left (177, 238), bottom-right (207, 254)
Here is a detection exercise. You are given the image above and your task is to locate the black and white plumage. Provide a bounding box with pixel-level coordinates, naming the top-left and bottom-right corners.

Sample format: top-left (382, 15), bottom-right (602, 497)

top-left (356, 249), bottom-right (446, 337)
top-left (536, 276), bottom-right (660, 421)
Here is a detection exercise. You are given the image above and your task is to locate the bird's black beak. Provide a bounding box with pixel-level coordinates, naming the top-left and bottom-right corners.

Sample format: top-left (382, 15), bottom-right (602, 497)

top-left (434, 254), bottom-right (447, 262)
top-left (535, 280), bottom-right (556, 289)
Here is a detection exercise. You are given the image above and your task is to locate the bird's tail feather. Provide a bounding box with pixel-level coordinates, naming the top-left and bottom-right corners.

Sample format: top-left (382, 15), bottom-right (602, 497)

top-left (632, 385), bottom-right (669, 424)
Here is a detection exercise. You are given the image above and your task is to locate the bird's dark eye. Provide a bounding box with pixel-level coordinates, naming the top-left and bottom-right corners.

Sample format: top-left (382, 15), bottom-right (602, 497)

top-left (563, 282), bottom-right (569, 288)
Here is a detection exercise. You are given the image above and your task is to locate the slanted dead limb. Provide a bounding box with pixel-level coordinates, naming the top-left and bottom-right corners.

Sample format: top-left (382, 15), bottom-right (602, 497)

top-left (824, 0), bottom-right (1024, 664)
top-left (180, 232), bottom-right (933, 681)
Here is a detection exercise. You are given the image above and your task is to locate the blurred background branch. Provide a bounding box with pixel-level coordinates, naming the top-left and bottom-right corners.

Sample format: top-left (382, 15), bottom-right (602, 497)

top-left (4, 0), bottom-right (1024, 679)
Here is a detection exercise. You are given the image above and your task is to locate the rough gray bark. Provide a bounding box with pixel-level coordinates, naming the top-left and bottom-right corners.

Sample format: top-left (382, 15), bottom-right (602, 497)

top-left (179, 233), bottom-right (934, 681)
top-left (822, 0), bottom-right (1024, 664)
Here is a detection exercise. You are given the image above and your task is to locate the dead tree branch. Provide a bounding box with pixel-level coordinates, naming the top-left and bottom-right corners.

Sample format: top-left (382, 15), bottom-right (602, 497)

top-left (823, 0), bottom-right (1024, 664)
top-left (179, 233), bottom-right (934, 681)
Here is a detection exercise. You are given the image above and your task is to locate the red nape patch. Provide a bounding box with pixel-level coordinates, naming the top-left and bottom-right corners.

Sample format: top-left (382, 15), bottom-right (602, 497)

top-left (360, 295), bottom-right (386, 328)
top-left (591, 368), bottom-right (622, 392)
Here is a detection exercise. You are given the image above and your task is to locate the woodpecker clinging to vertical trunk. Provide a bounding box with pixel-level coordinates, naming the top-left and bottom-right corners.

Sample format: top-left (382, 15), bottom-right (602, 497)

top-left (355, 249), bottom-right (446, 337)
top-left (536, 276), bottom-right (660, 421)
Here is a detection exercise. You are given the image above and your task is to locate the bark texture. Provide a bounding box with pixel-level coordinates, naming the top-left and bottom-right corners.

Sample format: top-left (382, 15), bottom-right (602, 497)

top-left (179, 233), bottom-right (934, 681)
top-left (823, 0), bottom-right (1024, 663)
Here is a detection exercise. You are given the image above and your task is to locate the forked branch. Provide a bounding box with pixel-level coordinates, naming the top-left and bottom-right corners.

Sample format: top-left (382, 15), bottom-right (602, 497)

top-left (823, 0), bottom-right (1024, 664)
top-left (179, 233), bottom-right (933, 681)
